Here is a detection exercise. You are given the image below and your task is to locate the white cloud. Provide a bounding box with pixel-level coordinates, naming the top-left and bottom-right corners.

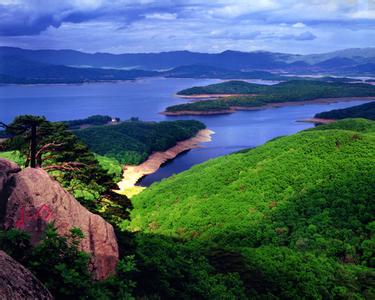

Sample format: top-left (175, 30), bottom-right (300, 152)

top-left (349, 10), bottom-right (375, 19)
top-left (292, 22), bottom-right (306, 28)
top-left (208, 0), bottom-right (280, 18)
top-left (144, 13), bottom-right (177, 20)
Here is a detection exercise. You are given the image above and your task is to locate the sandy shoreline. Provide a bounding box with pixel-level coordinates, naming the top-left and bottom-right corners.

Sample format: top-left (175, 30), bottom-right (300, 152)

top-left (163, 96), bottom-right (375, 116)
top-left (116, 129), bottom-right (214, 196)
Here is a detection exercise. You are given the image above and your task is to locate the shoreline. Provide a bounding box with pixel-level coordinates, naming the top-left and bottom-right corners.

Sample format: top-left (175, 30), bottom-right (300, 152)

top-left (162, 109), bottom-right (235, 116)
top-left (116, 129), bottom-right (214, 197)
top-left (176, 93), bottom-right (249, 99)
top-left (297, 118), bottom-right (336, 124)
top-left (0, 77), bottom-right (164, 87)
top-left (162, 96), bottom-right (375, 116)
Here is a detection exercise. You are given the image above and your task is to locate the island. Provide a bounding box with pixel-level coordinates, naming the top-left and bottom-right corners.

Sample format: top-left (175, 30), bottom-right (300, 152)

top-left (163, 80), bottom-right (375, 115)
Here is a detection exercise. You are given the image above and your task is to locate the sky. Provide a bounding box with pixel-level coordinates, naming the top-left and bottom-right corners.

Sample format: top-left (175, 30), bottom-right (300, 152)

top-left (0, 0), bottom-right (374, 54)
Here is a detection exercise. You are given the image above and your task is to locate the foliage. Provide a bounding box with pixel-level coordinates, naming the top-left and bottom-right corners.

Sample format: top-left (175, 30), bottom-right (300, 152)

top-left (0, 150), bottom-right (25, 166)
top-left (126, 119), bottom-right (375, 298)
top-left (95, 154), bottom-right (123, 183)
top-left (27, 225), bottom-right (93, 298)
top-left (168, 80), bottom-right (375, 112)
top-left (75, 119), bottom-right (205, 164)
top-left (0, 226), bottom-right (137, 299)
top-left (91, 256), bottom-right (137, 299)
top-left (315, 101), bottom-right (375, 120)
top-left (2, 115), bottom-right (130, 224)
top-left (133, 234), bottom-right (247, 299)
top-left (177, 80), bottom-right (267, 95)
top-left (0, 229), bottom-right (31, 262)
top-left (0, 130), bottom-right (9, 138)
top-left (167, 100), bottom-right (231, 112)
top-left (63, 115), bottom-right (113, 129)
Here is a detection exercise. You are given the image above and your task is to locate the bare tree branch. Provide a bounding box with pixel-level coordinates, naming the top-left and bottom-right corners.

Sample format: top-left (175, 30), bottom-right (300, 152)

top-left (35, 142), bottom-right (64, 159)
top-left (43, 162), bottom-right (87, 172)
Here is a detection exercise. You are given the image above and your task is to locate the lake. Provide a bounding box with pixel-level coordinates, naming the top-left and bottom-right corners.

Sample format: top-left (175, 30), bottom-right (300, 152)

top-left (0, 77), bottom-right (371, 186)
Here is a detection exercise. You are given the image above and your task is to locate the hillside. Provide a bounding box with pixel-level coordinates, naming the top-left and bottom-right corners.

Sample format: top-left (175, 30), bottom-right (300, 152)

top-left (74, 119), bottom-right (205, 164)
top-left (177, 80), bottom-right (267, 95)
top-left (0, 55), bottom-right (157, 83)
top-left (126, 119), bottom-right (375, 298)
top-left (1, 47), bottom-right (374, 75)
top-left (163, 65), bottom-right (286, 80)
top-left (315, 101), bottom-right (375, 120)
top-left (166, 80), bottom-right (375, 114)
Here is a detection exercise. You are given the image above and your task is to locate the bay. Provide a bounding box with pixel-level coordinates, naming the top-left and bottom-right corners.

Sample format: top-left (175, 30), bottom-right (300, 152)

top-left (0, 77), bottom-right (371, 186)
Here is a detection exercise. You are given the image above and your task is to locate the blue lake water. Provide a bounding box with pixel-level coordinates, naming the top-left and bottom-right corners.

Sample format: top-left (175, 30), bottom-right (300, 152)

top-left (0, 77), bottom-right (371, 186)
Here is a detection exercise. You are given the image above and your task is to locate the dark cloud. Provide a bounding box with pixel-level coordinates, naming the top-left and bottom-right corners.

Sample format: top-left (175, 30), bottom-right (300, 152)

top-left (0, 2), bottom-right (98, 36)
top-left (0, 1), bottom-right (373, 53)
top-left (0, 13), bottom-right (61, 36)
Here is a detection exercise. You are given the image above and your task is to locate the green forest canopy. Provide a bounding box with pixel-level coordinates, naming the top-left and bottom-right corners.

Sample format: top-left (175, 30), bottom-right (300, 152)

top-left (126, 118), bottom-right (375, 299)
top-left (315, 101), bottom-right (375, 120)
top-left (74, 119), bottom-right (205, 165)
top-left (167, 80), bottom-right (375, 112)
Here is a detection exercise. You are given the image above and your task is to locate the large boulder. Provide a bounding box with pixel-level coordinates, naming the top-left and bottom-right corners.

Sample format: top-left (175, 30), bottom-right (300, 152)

top-left (0, 159), bottom-right (20, 225)
top-left (0, 158), bottom-right (20, 197)
top-left (0, 250), bottom-right (53, 300)
top-left (0, 162), bottom-right (119, 280)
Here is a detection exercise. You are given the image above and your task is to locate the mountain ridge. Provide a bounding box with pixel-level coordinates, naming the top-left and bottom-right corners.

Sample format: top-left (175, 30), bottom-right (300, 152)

top-left (1, 46), bottom-right (375, 71)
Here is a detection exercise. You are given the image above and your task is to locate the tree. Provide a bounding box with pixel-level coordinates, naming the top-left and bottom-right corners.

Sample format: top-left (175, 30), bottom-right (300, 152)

top-left (2, 115), bottom-right (131, 220)
top-left (2, 115), bottom-right (87, 171)
top-left (1, 115), bottom-right (45, 168)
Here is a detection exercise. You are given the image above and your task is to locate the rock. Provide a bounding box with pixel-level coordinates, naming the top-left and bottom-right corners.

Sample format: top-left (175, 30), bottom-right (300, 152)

top-left (0, 158), bottom-right (20, 193)
top-left (1, 166), bottom-right (119, 280)
top-left (0, 158), bottom-right (21, 174)
top-left (0, 250), bottom-right (53, 300)
top-left (0, 158), bottom-right (21, 225)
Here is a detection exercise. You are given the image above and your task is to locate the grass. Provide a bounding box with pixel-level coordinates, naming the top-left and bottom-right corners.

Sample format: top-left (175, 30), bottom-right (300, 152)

top-left (0, 150), bottom-right (25, 166)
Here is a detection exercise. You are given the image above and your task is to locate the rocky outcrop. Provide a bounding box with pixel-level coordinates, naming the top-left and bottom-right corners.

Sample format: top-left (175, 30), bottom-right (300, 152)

top-left (0, 159), bottom-right (20, 225)
top-left (0, 250), bottom-right (53, 300)
top-left (0, 158), bottom-right (119, 280)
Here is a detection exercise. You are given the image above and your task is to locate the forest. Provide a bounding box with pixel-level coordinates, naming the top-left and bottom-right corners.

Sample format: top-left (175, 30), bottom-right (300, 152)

top-left (315, 101), bottom-right (375, 120)
top-left (167, 80), bottom-right (375, 113)
top-left (125, 118), bottom-right (375, 299)
top-left (74, 119), bottom-right (205, 164)
top-left (1, 115), bottom-right (374, 299)
top-left (63, 115), bottom-right (114, 129)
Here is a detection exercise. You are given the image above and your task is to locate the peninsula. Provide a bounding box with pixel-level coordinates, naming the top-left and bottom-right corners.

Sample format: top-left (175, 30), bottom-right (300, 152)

top-left (164, 80), bottom-right (375, 116)
top-left (117, 129), bottom-right (214, 197)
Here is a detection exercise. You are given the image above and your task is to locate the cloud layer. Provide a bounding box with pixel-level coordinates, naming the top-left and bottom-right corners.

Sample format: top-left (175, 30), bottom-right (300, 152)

top-left (0, 0), bottom-right (374, 53)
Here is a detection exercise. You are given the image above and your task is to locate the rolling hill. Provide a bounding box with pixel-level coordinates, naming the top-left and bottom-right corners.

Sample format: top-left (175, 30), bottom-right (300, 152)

top-left (1, 46), bottom-right (374, 75)
top-left (167, 80), bottom-right (375, 114)
top-left (315, 101), bottom-right (375, 120)
top-left (0, 55), bottom-right (157, 83)
top-left (126, 119), bottom-right (375, 299)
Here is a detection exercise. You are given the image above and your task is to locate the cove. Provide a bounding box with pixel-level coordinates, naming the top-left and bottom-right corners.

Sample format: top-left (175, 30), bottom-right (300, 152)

top-left (0, 77), bottom-right (371, 187)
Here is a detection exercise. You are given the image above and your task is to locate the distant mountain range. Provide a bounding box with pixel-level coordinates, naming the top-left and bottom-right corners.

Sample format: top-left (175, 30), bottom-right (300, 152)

top-left (0, 47), bottom-right (374, 84)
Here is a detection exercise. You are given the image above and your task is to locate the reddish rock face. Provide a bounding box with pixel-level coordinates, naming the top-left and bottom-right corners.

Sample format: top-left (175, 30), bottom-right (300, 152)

top-left (0, 160), bottom-right (119, 280)
top-left (0, 250), bottom-right (53, 300)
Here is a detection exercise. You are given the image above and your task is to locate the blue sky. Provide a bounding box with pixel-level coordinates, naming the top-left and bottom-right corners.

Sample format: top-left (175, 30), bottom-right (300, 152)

top-left (0, 0), bottom-right (374, 54)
